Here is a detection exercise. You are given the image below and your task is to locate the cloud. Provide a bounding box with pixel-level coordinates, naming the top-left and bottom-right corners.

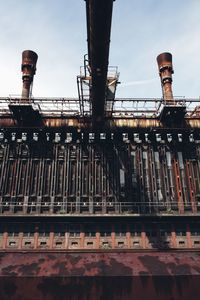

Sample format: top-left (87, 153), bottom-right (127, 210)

top-left (0, 0), bottom-right (199, 99)
top-left (119, 78), bottom-right (157, 88)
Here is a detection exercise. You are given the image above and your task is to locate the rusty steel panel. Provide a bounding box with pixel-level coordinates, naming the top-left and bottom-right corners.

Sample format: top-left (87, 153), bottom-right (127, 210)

top-left (0, 251), bottom-right (200, 299)
top-left (0, 251), bottom-right (200, 277)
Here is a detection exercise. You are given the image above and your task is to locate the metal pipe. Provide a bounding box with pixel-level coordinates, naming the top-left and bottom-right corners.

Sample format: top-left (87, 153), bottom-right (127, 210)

top-left (21, 50), bottom-right (38, 100)
top-left (85, 0), bottom-right (115, 127)
top-left (157, 52), bottom-right (174, 102)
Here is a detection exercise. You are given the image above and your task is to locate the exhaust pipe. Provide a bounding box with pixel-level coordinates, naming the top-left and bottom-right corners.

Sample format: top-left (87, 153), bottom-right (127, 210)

top-left (21, 50), bottom-right (38, 99)
top-left (157, 52), bottom-right (174, 102)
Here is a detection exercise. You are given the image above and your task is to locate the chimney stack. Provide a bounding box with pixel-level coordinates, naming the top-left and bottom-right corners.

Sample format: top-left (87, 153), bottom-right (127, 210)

top-left (157, 52), bottom-right (174, 102)
top-left (21, 50), bottom-right (38, 99)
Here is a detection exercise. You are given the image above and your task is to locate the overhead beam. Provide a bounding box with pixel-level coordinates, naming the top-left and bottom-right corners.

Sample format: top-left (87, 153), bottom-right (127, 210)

top-left (85, 0), bottom-right (115, 127)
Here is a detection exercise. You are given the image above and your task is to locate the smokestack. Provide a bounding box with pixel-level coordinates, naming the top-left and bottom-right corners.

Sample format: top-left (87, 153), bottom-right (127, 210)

top-left (21, 50), bottom-right (38, 99)
top-left (157, 52), bottom-right (174, 102)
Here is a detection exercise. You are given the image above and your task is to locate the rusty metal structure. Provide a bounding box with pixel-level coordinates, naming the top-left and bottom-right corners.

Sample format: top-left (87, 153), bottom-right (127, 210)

top-left (21, 50), bottom-right (38, 100)
top-left (157, 52), bottom-right (174, 102)
top-left (1, 0), bottom-right (200, 299)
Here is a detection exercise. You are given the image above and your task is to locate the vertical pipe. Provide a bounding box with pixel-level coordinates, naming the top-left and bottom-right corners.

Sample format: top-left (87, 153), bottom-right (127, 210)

top-left (149, 148), bottom-right (158, 207)
top-left (137, 147), bottom-right (145, 211)
top-left (154, 150), bottom-right (163, 202)
top-left (161, 147), bottom-right (171, 210)
top-left (130, 145), bottom-right (137, 202)
top-left (185, 160), bottom-right (197, 213)
top-left (143, 148), bottom-right (151, 204)
top-left (76, 145), bottom-right (81, 213)
top-left (166, 151), bottom-right (175, 206)
top-left (157, 52), bottom-right (174, 102)
top-left (178, 152), bottom-right (188, 205)
top-left (21, 50), bottom-right (38, 100)
top-left (173, 156), bottom-right (184, 214)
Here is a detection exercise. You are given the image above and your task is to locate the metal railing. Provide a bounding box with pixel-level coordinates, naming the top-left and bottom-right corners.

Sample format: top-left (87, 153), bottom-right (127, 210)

top-left (0, 96), bottom-right (199, 118)
top-left (0, 200), bottom-right (199, 215)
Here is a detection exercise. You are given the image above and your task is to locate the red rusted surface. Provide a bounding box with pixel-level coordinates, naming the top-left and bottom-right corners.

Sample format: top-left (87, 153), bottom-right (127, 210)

top-left (1, 251), bottom-right (200, 277)
top-left (0, 251), bottom-right (200, 299)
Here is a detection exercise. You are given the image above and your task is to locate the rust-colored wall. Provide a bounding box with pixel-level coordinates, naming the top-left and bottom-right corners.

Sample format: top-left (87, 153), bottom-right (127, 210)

top-left (0, 251), bottom-right (200, 299)
top-left (1, 276), bottom-right (200, 300)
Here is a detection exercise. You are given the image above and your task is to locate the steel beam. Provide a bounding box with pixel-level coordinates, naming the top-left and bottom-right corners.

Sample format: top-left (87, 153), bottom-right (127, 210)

top-left (85, 0), bottom-right (115, 128)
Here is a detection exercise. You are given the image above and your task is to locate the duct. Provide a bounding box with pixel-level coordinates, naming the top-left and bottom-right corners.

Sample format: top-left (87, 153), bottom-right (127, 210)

top-left (157, 52), bottom-right (174, 102)
top-left (85, 0), bottom-right (115, 127)
top-left (21, 50), bottom-right (38, 100)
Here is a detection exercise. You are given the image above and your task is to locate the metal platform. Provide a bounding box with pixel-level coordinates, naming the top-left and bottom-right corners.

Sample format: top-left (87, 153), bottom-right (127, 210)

top-left (159, 104), bottom-right (187, 124)
top-left (9, 102), bottom-right (41, 125)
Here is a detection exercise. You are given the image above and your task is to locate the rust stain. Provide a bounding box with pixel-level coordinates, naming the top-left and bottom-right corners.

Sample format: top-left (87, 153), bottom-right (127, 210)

top-left (0, 251), bottom-right (200, 277)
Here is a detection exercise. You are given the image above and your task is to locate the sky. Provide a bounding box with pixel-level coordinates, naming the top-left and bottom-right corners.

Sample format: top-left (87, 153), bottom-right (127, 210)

top-left (0, 0), bottom-right (200, 99)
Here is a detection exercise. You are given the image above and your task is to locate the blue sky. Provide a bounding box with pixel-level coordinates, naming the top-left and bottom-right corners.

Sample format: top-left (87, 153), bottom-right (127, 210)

top-left (0, 0), bottom-right (200, 99)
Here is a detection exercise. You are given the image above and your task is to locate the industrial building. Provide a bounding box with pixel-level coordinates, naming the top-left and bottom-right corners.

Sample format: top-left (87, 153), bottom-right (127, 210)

top-left (0, 1), bottom-right (200, 299)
